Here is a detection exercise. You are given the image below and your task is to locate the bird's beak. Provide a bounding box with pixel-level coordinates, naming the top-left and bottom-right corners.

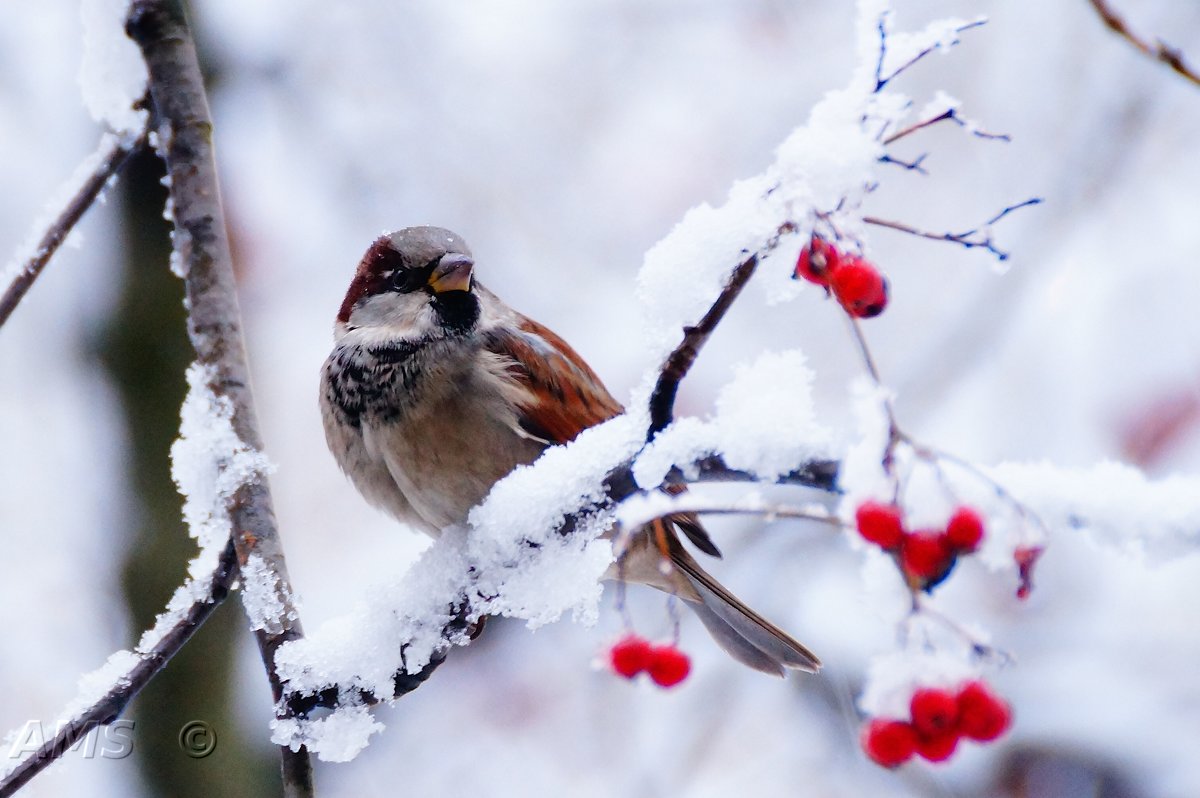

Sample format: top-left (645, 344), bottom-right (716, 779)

top-left (427, 253), bottom-right (474, 294)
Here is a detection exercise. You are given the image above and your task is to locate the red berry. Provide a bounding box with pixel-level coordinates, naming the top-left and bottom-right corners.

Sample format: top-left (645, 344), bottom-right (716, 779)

top-left (647, 644), bottom-right (691, 688)
top-left (910, 688), bottom-right (960, 738)
top-left (956, 681), bottom-right (1012, 742)
top-left (860, 719), bottom-right (917, 768)
top-left (914, 729), bottom-right (960, 762)
top-left (609, 635), bottom-right (653, 679)
top-left (830, 257), bottom-right (888, 318)
top-left (794, 236), bottom-right (841, 286)
top-left (1014, 545), bottom-right (1043, 600)
top-left (945, 506), bottom-right (985, 553)
top-left (855, 501), bottom-right (905, 549)
top-left (900, 530), bottom-right (956, 588)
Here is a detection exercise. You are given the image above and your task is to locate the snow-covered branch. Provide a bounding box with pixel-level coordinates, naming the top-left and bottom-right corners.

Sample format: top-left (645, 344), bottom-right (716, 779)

top-left (277, 444), bottom-right (840, 721)
top-left (0, 128), bottom-right (147, 329)
top-left (0, 542), bottom-right (238, 797)
top-left (125, 1), bottom-right (312, 794)
top-left (646, 222), bottom-right (795, 441)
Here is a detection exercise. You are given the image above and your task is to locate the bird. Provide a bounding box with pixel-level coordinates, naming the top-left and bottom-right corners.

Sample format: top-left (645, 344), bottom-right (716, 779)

top-left (320, 226), bottom-right (819, 675)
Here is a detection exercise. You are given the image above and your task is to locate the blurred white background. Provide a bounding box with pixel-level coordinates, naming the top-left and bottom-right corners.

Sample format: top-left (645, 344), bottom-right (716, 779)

top-left (3, 1), bottom-right (1200, 796)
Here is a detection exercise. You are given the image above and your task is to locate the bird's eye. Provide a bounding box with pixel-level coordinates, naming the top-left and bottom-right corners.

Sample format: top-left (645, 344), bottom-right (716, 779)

top-left (388, 268), bottom-right (425, 294)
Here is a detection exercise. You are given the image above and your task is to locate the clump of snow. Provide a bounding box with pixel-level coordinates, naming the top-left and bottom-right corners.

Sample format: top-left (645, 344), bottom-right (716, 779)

top-left (79, 0), bottom-right (148, 134)
top-left (713, 350), bottom-right (832, 476)
top-left (634, 3), bottom-right (894, 356)
top-left (467, 415), bottom-right (648, 626)
top-left (274, 416), bottom-right (646, 759)
top-left (634, 350), bottom-right (832, 487)
top-left (879, 14), bottom-right (986, 81)
top-left (271, 704), bottom-right (384, 763)
top-left (137, 360), bottom-right (278, 651)
top-left (859, 647), bottom-right (982, 720)
top-left (986, 461), bottom-right (1200, 564)
top-left (635, 176), bottom-right (783, 356)
top-left (242, 553), bottom-right (294, 635)
top-left (172, 362), bottom-right (273, 563)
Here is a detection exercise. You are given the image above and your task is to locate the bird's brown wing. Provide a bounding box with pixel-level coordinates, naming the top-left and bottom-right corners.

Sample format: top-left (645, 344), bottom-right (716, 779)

top-left (483, 313), bottom-right (721, 557)
top-left (483, 314), bottom-right (623, 444)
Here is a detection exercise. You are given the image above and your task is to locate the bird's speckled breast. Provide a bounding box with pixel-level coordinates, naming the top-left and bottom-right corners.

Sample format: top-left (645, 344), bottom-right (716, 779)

top-left (321, 336), bottom-right (544, 534)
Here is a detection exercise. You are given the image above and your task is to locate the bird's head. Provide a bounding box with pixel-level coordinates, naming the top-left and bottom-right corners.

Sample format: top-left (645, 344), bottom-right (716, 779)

top-left (336, 226), bottom-right (479, 339)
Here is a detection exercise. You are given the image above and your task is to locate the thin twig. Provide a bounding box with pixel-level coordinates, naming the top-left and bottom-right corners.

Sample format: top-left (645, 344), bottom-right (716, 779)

top-left (882, 108), bottom-right (1010, 146)
top-left (911, 442), bottom-right (1052, 538)
top-left (647, 221), bottom-right (797, 440)
top-left (126, 2), bottom-right (312, 794)
top-left (845, 316), bottom-right (904, 482)
top-left (0, 129), bottom-right (147, 330)
top-left (0, 542), bottom-right (238, 798)
top-left (910, 596), bottom-right (1013, 665)
top-left (863, 198), bottom-right (1042, 262)
top-left (613, 493), bottom-right (843, 558)
top-left (874, 17), bottom-right (989, 91)
top-left (878, 153), bottom-right (929, 174)
top-left (1088, 0), bottom-right (1200, 88)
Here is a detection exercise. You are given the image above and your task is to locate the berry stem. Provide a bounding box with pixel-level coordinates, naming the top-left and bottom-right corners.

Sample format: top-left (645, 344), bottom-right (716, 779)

top-left (909, 596), bottom-right (1013, 665)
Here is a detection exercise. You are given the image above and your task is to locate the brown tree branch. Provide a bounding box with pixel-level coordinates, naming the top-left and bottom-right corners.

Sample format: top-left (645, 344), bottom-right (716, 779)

top-left (882, 108), bottom-right (1009, 146)
top-left (125, 2), bottom-right (313, 795)
top-left (0, 542), bottom-right (239, 798)
top-left (1088, 0), bottom-right (1200, 88)
top-left (647, 222), bottom-right (797, 440)
top-left (0, 129), bottom-right (147, 330)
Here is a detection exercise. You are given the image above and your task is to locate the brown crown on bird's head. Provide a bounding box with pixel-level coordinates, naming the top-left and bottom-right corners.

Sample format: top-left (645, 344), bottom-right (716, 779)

top-left (337, 226), bottom-right (478, 331)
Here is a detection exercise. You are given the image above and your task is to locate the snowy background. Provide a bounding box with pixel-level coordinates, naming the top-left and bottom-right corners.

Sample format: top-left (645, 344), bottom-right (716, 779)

top-left (3, 0), bottom-right (1200, 796)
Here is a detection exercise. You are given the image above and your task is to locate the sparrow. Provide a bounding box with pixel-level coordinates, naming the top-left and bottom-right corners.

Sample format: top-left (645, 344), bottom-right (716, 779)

top-left (320, 226), bottom-right (819, 675)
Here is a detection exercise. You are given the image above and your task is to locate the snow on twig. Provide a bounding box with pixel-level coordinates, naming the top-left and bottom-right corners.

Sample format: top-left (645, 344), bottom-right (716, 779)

top-left (646, 222), bottom-right (796, 441)
top-left (0, 542), bottom-right (238, 797)
top-left (0, 129), bottom-right (147, 330)
top-left (872, 12), bottom-right (988, 91)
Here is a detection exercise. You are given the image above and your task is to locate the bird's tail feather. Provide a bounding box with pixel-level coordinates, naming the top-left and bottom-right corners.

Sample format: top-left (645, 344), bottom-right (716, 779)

top-left (671, 547), bottom-right (821, 676)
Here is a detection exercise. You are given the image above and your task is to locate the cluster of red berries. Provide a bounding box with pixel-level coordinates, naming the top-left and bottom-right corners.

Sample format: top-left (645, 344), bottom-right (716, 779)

top-left (794, 234), bottom-right (889, 318)
top-left (862, 680), bottom-right (1012, 767)
top-left (855, 502), bottom-right (985, 591)
top-left (609, 634), bottom-right (691, 688)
